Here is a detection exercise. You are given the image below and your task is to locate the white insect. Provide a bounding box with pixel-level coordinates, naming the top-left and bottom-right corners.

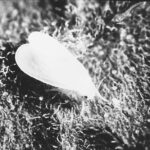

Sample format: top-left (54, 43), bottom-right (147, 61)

top-left (15, 31), bottom-right (106, 100)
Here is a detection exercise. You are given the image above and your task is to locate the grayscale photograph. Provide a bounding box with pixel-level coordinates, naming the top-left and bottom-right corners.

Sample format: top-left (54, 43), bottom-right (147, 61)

top-left (0, 0), bottom-right (149, 150)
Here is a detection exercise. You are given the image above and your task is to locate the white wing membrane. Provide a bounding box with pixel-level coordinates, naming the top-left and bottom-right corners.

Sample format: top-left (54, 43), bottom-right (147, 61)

top-left (15, 32), bottom-right (99, 98)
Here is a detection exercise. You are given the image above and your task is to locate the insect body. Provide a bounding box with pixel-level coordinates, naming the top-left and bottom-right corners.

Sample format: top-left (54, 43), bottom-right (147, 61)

top-left (15, 32), bottom-right (106, 101)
